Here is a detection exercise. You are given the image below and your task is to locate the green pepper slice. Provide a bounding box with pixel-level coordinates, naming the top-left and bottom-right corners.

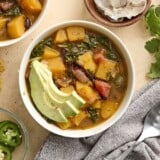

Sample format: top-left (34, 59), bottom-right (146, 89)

top-left (0, 144), bottom-right (11, 160)
top-left (0, 120), bottom-right (8, 128)
top-left (0, 121), bottom-right (22, 148)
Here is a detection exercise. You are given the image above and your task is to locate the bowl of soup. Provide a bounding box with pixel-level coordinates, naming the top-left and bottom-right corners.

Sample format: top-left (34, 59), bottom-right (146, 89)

top-left (0, 0), bottom-right (48, 47)
top-left (19, 20), bottom-right (134, 138)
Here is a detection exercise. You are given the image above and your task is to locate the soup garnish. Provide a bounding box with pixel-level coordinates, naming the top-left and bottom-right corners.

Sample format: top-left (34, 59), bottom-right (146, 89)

top-left (26, 26), bottom-right (127, 129)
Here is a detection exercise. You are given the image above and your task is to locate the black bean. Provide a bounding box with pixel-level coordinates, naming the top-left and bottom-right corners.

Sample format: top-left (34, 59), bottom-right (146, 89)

top-left (25, 17), bottom-right (32, 29)
top-left (0, 9), bottom-right (3, 14)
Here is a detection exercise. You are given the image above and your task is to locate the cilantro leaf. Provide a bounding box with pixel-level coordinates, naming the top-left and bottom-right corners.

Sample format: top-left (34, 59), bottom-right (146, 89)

top-left (155, 6), bottom-right (160, 17)
top-left (145, 5), bottom-right (160, 79)
top-left (145, 6), bottom-right (160, 36)
top-left (155, 52), bottom-right (160, 61)
top-left (145, 38), bottom-right (160, 53)
top-left (148, 61), bottom-right (160, 78)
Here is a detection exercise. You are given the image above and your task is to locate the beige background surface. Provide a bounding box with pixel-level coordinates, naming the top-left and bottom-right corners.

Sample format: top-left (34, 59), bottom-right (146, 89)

top-left (0, 0), bottom-right (159, 159)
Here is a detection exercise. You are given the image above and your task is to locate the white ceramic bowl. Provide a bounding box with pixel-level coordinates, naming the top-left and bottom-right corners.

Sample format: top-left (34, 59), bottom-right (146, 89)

top-left (0, 0), bottom-right (49, 47)
top-left (19, 20), bottom-right (135, 138)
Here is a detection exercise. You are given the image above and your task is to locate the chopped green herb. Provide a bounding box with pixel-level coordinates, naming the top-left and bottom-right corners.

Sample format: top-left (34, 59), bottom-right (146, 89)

top-left (106, 72), bottom-right (112, 81)
top-left (58, 42), bottom-right (89, 64)
top-left (4, 6), bottom-right (21, 16)
top-left (87, 107), bottom-right (98, 122)
top-left (145, 5), bottom-right (160, 79)
top-left (85, 32), bottom-right (120, 61)
top-left (114, 74), bottom-right (125, 88)
top-left (31, 37), bottom-right (53, 58)
top-left (105, 50), bottom-right (120, 61)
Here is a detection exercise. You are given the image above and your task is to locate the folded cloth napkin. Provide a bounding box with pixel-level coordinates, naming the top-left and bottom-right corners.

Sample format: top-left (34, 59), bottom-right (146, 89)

top-left (35, 80), bottom-right (160, 160)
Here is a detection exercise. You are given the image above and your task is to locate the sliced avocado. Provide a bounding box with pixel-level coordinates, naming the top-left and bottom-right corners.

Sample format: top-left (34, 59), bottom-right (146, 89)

top-left (29, 66), bottom-right (67, 122)
top-left (37, 63), bottom-right (85, 105)
top-left (29, 60), bottom-right (86, 122)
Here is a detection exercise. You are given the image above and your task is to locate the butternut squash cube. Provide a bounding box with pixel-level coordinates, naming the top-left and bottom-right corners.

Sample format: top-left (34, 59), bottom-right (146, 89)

top-left (7, 15), bottom-right (25, 38)
top-left (57, 120), bottom-right (72, 129)
top-left (71, 111), bottom-right (87, 126)
top-left (0, 17), bottom-right (7, 31)
top-left (47, 57), bottom-right (66, 78)
top-left (95, 59), bottom-right (117, 80)
top-left (60, 86), bottom-right (74, 93)
top-left (42, 46), bottom-right (60, 59)
top-left (76, 81), bottom-right (98, 104)
top-left (101, 101), bottom-right (118, 119)
top-left (78, 51), bottom-right (97, 73)
top-left (66, 26), bottom-right (85, 42)
top-left (93, 100), bottom-right (102, 109)
top-left (20, 0), bottom-right (42, 14)
top-left (54, 29), bottom-right (68, 43)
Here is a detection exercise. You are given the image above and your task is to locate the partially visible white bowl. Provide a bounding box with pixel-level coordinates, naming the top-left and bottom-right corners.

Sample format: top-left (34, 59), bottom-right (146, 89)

top-left (0, 0), bottom-right (49, 47)
top-left (19, 20), bottom-right (135, 138)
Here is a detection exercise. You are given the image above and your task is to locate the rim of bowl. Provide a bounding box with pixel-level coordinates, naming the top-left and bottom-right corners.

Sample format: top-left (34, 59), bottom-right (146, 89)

top-left (84, 0), bottom-right (151, 27)
top-left (19, 20), bottom-right (135, 138)
top-left (0, 107), bottom-right (29, 160)
top-left (0, 0), bottom-right (49, 47)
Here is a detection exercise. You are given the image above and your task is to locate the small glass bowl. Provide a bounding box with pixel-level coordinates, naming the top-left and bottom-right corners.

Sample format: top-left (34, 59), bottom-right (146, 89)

top-left (0, 108), bottom-right (29, 160)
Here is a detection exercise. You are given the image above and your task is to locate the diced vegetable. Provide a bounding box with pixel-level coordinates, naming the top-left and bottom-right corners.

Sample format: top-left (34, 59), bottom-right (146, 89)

top-left (72, 68), bottom-right (89, 83)
top-left (54, 29), bottom-right (68, 43)
top-left (76, 81), bottom-right (98, 104)
top-left (66, 26), bottom-right (85, 42)
top-left (42, 46), bottom-right (60, 59)
top-left (93, 49), bottom-right (106, 64)
top-left (94, 80), bottom-right (111, 99)
top-left (60, 86), bottom-right (74, 93)
top-left (71, 111), bottom-right (87, 126)
top-left (95, 59), bottom-right (117, 80)
top-left (20, 0), bottom-right (42, 14)
top-left (101, 101), bottom-right (118, 119)
top-left (0, 17), bottom-right (7, 31)
top-left (7, 15), bottom-right (25, 38)
top-left (78, 51), bottom-right (97, 73)
top-left (47, 57), bottom-right (66, 78)
top-left (57, 121), bottom-right (72, 129)
top-left (92, 100), bottom-right (102, 109)
top-left (0, 1), bottom-right (14, 11)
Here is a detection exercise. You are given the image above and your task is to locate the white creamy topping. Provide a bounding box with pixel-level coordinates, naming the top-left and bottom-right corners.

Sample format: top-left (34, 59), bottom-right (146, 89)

top-left (94, 0), bottom-right (147, 21)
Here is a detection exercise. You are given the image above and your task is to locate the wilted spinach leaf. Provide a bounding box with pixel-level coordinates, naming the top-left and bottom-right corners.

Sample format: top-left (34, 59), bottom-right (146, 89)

top-left (31, 37), bottom-right (53, 58)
